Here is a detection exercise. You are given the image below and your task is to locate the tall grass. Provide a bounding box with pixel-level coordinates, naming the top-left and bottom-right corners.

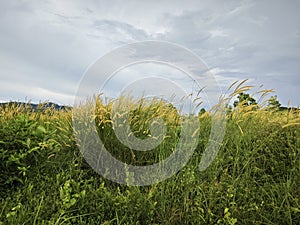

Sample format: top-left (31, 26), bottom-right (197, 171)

top-left (92, 95), bottom-right (182, 166)
top-left (0, 82), bottom-right (299, 224)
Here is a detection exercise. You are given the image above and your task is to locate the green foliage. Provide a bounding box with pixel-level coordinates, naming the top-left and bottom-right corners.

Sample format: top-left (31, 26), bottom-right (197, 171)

top-left (199, 108), bottom-right (206, 115)
top-left (0, 114), bottom-right (48, 194)
top-left (233, 92), bottom-right (257, 108)
top-left (268, 95), bottom-right (281, 110)
top-left (0, 94), bottom-right (299, 224)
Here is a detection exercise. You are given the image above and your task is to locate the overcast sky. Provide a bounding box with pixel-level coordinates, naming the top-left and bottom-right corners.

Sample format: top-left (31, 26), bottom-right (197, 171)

top-left (0, 0), bottom-right (299, 107)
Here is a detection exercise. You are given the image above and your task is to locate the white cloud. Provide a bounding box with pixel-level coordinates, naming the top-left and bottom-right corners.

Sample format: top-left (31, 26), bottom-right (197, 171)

top-left (209, 29), bottom-right (229, 38)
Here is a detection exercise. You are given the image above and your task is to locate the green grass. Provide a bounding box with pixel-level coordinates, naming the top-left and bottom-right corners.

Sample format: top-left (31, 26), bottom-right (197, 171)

top-left (0, 89), bottom-right (299, 224)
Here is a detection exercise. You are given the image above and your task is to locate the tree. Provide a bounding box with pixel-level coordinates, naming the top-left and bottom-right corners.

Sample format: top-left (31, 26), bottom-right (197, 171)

top-left (199, 108), bottom-right (206, 115)
top-left (267, 95), bottom-right (281, 110)
top-left (233, 92), bottom-right (257, 108)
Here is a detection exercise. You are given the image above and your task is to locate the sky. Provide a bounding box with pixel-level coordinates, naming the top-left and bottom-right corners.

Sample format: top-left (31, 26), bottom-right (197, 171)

top-left (0, 0), bottom-right (299, 107)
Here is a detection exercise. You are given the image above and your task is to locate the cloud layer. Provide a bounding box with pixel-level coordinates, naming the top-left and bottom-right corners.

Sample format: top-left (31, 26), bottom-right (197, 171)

top-left (0, 0), bottom-right (299, 106)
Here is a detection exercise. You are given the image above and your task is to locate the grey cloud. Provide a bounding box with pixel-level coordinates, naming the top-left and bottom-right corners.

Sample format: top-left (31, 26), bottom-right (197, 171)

top-left (0, 0), bottom-right (299, 107)
top-left (153, 1), bottom-right (299, 106)
top-left (93, 19), bottom-right (149, 42)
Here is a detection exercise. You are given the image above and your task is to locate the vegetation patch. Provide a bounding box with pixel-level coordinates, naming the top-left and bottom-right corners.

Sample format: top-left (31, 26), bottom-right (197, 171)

top-left (0, 83), bottom-right (299, 224)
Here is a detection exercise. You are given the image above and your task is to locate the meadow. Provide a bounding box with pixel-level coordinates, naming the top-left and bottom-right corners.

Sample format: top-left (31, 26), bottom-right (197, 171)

top-left (0, 84), bottom-right (299, 224)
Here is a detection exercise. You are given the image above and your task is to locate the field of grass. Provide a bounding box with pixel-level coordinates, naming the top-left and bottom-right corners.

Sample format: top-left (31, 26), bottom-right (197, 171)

top-left (0, 86), bottom-right (299, 224)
